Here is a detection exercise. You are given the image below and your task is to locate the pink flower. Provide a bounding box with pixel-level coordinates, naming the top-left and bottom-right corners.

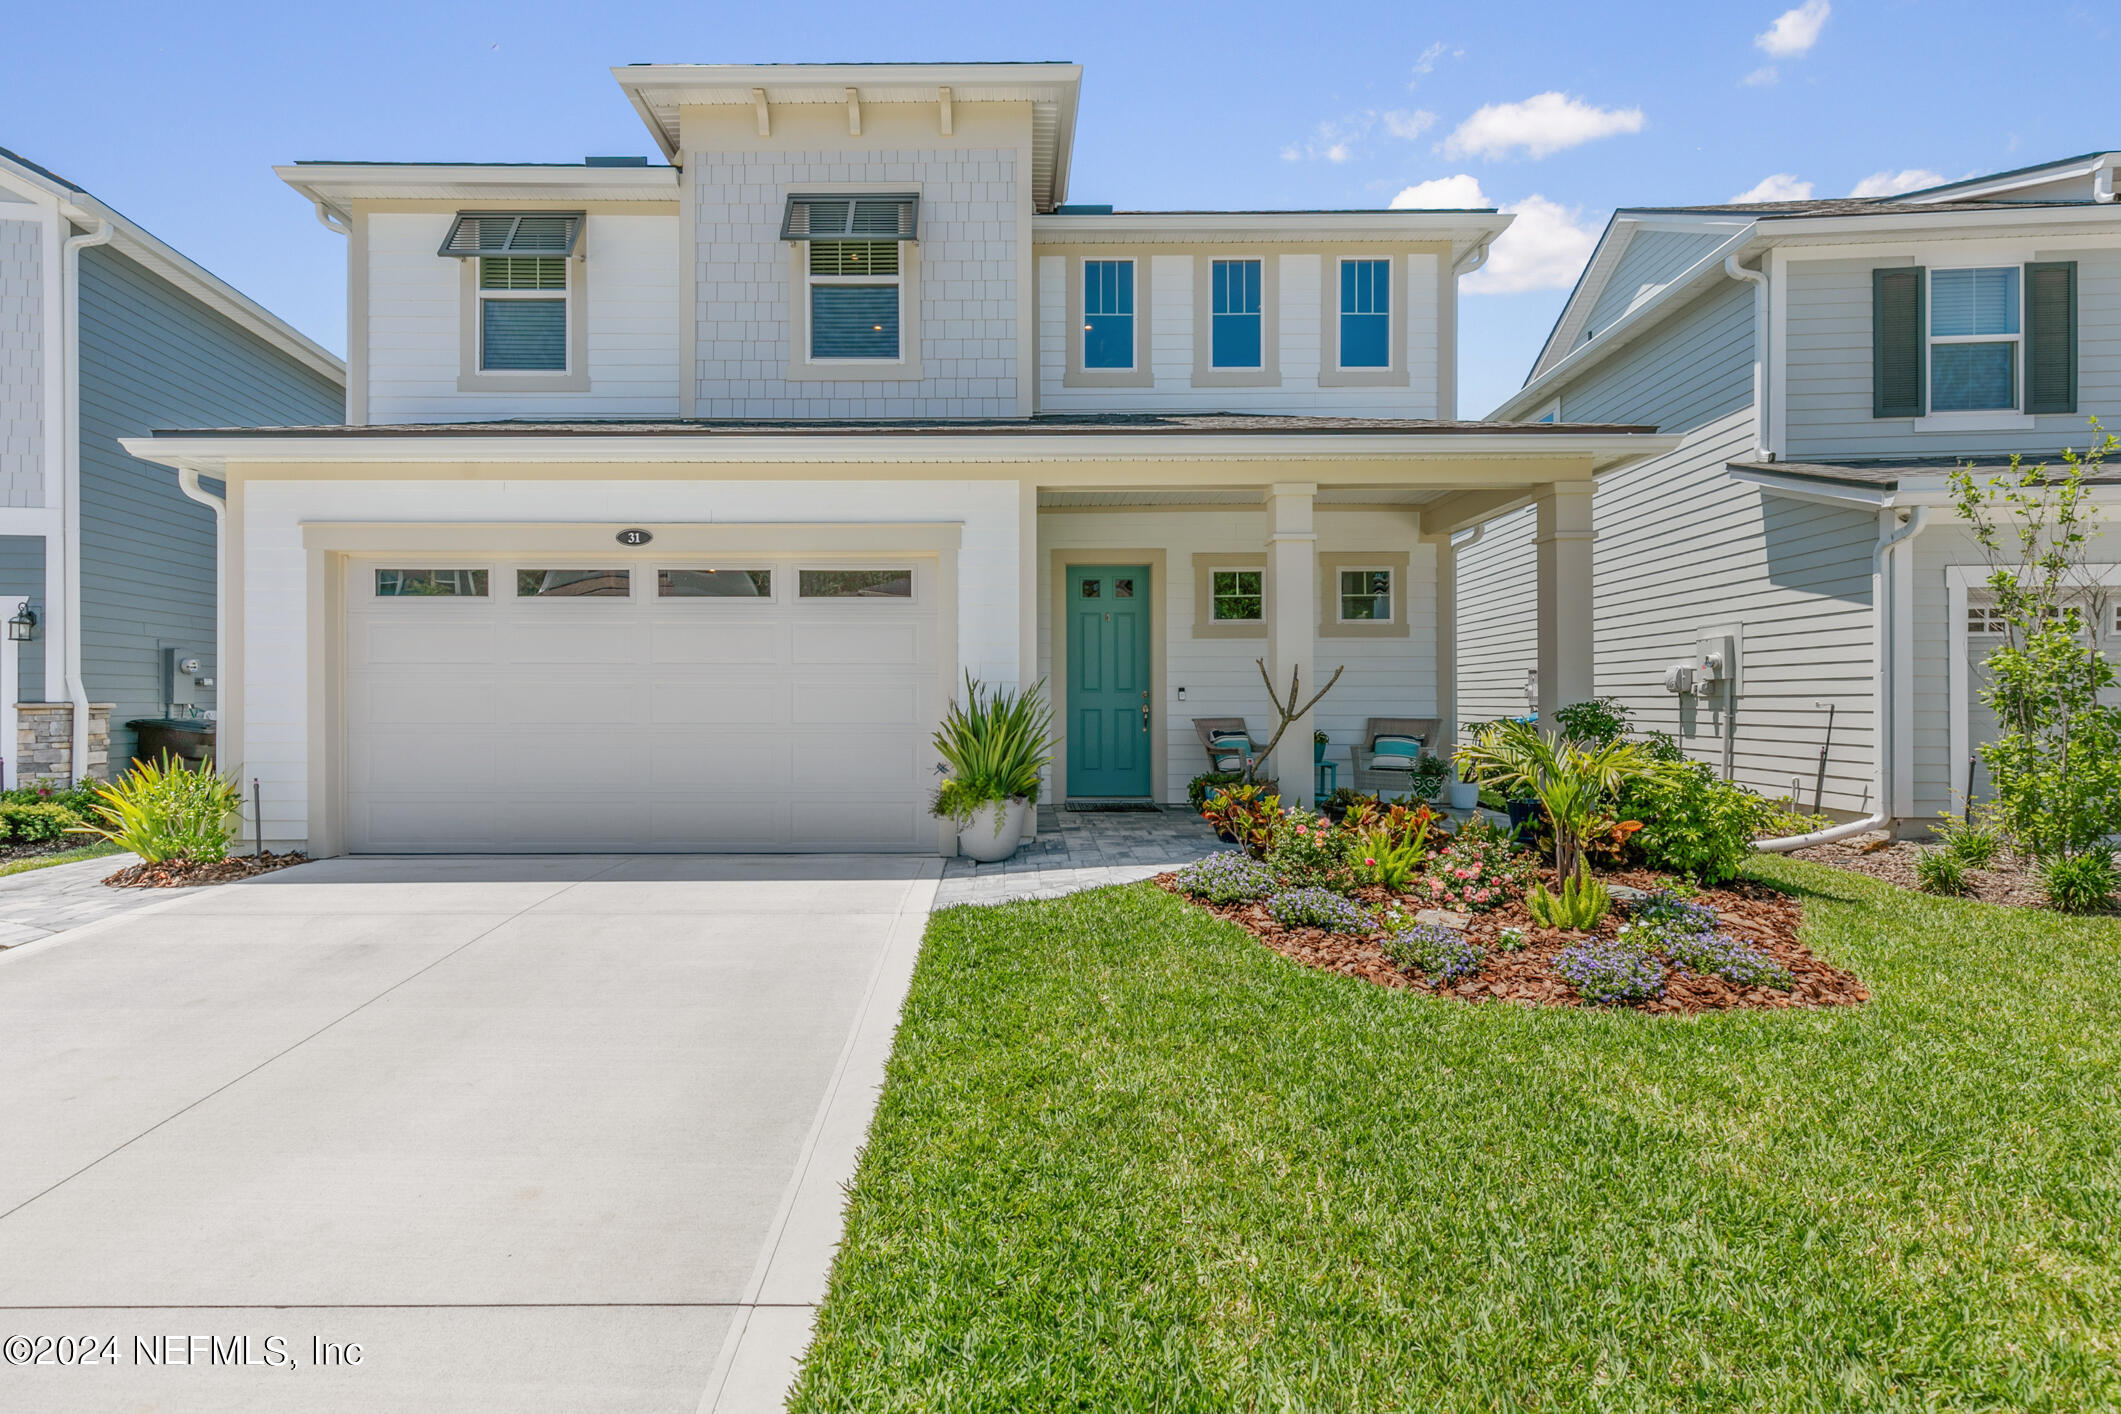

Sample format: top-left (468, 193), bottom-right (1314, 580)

top-left (1364, 858), bottom-right (1377, 868)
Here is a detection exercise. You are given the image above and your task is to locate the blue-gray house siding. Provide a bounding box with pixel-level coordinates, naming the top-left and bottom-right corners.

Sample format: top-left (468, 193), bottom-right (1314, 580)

top-left (76, 244), bottom-right (340, 769)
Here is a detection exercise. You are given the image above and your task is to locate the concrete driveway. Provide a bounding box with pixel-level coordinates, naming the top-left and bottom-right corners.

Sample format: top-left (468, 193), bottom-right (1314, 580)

top-left (0, 854), bottom-right (938, 1413)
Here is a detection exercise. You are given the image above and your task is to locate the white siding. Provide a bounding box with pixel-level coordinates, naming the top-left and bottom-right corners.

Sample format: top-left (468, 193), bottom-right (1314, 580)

top-left (1038, 509), bottom-right (1437, 802)
top-left (1454, 506), bottom-right (1536, 726)
top-left (1783, 247), bottom-right (2121, 460)
top-left (1034, 252), bottom-right (1441, 417)
top-left (691, 148), bottom-right (1020, 417)
top-left (240, 478), bottom-right (1024, 847)
top-left (0, 219), bottom-right (42, 507)
top-left (364, 212), bottom-right (681, 423)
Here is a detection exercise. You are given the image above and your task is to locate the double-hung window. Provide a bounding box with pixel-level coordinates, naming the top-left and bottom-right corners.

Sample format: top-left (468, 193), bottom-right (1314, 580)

top-left (439, 213), bottom-right (582, 375)
top-left (1338, 259), bottom-right (1390, 369)
top-left (1337, 569), bottom-right (1392, 622)
top-left (1210, 259), bottom-right (1263, 368)
top-left (1083, 259), bottom-right (1135, 369)
top-left (782, 194), bottom-right (919, 364)
top-left (1210, 568), bottom-right (1263, 622)
top-left (1929, 267), bottom-right (2019, 412)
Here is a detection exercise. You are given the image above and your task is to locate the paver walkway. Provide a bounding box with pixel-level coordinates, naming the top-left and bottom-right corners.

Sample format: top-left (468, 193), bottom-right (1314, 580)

top-left (0, 850), bottom-right (150, 948)
top-left (935, 806), bottom-right (1226, 907)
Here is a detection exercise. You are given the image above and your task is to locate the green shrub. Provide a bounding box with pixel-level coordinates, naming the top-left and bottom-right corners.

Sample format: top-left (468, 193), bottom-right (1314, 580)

top-left (1621, 761), bottom-right (1796, 885)
top-left (1913, 847), bottom-right (1972, 896)
top-left (1188, 771), bottom-right (1248, 811)
top-left (0, 801), bottom-right (81, 844)
top-left (1551, 696), bottom-right (1633, 746)
top-left (1934, 809), bottom-right (2004, 868)
top-left (68, 756), bottom-right (245, 863)
top-left (1265, 814), bottom-right (1352, 891)
top-left (2040, 851), bottom-right (2116, 914)
top-left (3, 781), bottom-right (104, 817)
top-left (1526, 865), bottom-right (1612, 931)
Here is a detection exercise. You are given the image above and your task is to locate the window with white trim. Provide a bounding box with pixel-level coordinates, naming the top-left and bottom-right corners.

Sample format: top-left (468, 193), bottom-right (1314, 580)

top-left (1210, 568), bottom-right (1263, 622)
top-left (807, 240), bottom-right (902, 361)
top-left (439, 213), bottom-right (584, 376)
top-left (1337, 568), bottom-right (1392, 623)
top-left (1083, 259), bottom-right (1136, 369)
top-left (1967, 604), bottom-right (2009, 636)
top-left (1210, 260), bottom-right (1263, 368)
top-left (1338, 259), bottom-right (1390, 369)
top-left (1930, 267), bottom-right (2020, 412)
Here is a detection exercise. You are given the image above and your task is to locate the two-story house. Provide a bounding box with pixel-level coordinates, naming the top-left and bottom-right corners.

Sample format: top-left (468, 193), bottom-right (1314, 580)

top-left (1465, 151), bottom-right (2121, 839)
top-left (0, 147), bottom-right (343, 784)
top-left (128, 61), bottom-right (1672, 856)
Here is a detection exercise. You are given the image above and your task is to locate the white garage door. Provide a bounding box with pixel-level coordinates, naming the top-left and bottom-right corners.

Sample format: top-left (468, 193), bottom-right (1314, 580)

top-left (342, 556), bottom-right (941, 852)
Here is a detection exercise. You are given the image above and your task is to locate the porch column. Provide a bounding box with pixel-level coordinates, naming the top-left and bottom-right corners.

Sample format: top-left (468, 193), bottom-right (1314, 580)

top-left (1534, 481), bottom-right (1595, 722)
top-left (1265, 482), bottom-right (1318, 804)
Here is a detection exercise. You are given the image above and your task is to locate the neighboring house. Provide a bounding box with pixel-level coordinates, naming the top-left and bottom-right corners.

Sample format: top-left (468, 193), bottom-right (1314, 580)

top-left (0, 148), bottom-right (343, 784)
top-left (1465, 151), bottom-right (2121, 834)
top-left (125, 61), bottom-right (1672, 856)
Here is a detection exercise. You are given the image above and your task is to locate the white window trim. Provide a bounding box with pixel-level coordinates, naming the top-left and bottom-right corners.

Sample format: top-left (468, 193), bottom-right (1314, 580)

top-left (1318, 550), bottom-right (1410, 638)
top-left (1319, 255), bottom-right (1409, 388)
top-left (1333, 565), bottom-right (1394, 624)
top-left (1207, 565), bottom-right (1265, 623)
top-left (794, 564), bottom-right (922, 603)
top-left (783, 181), bottom-right (924, 384)
top-left (651, 566), bottom-right (781, 604)
top-left (458, 254), bottom-right (588, 393)
top-left (1921, 262), bottom-right (2023, 424)
top-left (511, 566), bottom-right (637, 601)
top-left (1058, 248), bottom-right (1155, 389)
top-left (1191, 255), bottom-right (1280, 387)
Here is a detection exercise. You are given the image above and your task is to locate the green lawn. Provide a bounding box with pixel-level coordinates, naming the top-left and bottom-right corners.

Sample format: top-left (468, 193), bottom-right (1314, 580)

top-left (0, 840), bottom-right (122, 879)
top-left (790, 859), bottom-right (2121, 1412)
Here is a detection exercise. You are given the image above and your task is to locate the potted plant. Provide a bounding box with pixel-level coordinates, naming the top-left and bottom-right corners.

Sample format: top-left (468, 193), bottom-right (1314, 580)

top-left (1446, 753), bottom-right (1481, 811)
top-left (931, 674), bottom-right (1054, 863)
top-left (1313, 728), bottom-right (1330, 765)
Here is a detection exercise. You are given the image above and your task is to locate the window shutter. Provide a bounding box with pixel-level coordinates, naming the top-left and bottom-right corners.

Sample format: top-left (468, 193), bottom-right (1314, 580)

top-left (780, 193), bottom-right (919, 241)
top-left (2024, 261), bottom-right (2077, 415)
top-left (440, 213), bottom-right (583, 257)
top-left (1872, 266), bottom-right (1925, 419)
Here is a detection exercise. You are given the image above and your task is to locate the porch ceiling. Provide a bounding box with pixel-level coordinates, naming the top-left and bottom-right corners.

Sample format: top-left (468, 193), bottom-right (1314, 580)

top-left (1038, 487), bottom-right (1446, 508)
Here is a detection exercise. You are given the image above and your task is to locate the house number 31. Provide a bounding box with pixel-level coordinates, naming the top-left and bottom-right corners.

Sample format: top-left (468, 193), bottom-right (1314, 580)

top-left (616, 528), bottom-right (653, 546)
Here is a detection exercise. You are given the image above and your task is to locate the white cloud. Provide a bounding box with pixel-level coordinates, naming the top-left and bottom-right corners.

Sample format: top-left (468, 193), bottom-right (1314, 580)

top-left (1392, 176), bottom-right (1598, 294)
top-left (1742, 65), bottom-right (1780, 87)
top-left (1382, 109), bottom-right (1437, 141)
top-left (1440, 92), bottom-right (1645, 161)
top-left (1756, 0), bottom-right (1831, 57)
top-left (1389, 174), bottom-right (1490, 209)
top-left (1283, 108), bottom-right (1436, 162)
top-left (1409, 41), bottom-right (1463, 86)
top-left (1849, 168), bottom-right (1946, 198)
top-left (1731, 173), bottom-right (1814, 203)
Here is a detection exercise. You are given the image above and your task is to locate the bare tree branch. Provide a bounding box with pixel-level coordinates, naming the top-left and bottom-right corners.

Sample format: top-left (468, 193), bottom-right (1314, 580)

top-left (1244, 658), bottom-right (1346, 782)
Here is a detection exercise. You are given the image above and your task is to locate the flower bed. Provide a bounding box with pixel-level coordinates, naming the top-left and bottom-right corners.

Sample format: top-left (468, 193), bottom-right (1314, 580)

top-left (1158, 861), bottom-right (1866, 1014)
top-left (103, 851), bottom-right (309, 889)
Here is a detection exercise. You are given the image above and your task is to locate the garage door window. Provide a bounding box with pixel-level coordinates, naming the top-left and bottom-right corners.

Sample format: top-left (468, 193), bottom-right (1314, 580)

top-left (799, 567), bottom-right (913, 599)
top-left (516, 569), bottom-right (630, 598)
top-left (375, 569), bottom-right (488, 597)
top-left (658, 568), bottom-right (773, 598)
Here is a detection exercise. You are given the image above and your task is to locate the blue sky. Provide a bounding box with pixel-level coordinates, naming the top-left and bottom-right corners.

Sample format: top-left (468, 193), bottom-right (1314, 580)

top-left (5, 0), bottom-right (2110, 417)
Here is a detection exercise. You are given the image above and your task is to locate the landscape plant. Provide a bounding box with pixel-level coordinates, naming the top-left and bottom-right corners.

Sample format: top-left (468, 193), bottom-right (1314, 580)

top-left (1621, 759), bottom-right (1803, 883)
top-left (69, 755), bottom-right (244, 864)
top-left (1264, 813), bottom-right (1353, 891)
top-left (1913, 847), bottom-right (1973, 897)
top-left (1347, 825), bottom-right (1427, 889)
top-left (1951, 424), bottom-right (2121, 883)
top-left (1380, 921), bottom-right (1484, 984)
top-left (1198, 784), bottom-right (1283, 858)
top-left (1187, 771), bottom-right (1248, 812)
top-left (1934, 807), bottom-right (2004, 869)
top-left (1418, 816), bottom-right (1527, 912)
top-left (1525, 864), bottom-right (1613, 931)
top-left (1172, 852), bottom-right (1278, 904)
top-left (1456, 717), bottom-right (1669, 879)
top-left (1662, 930), bottom-right (1795, 990)
top-left (2039, 850), bottom-right (2116, 914)
top-left (1264, 887), bottom-right (1374, 934)
top-left (929, 674), bottom-right (1054, 825)
top-left (1552, 937), bottom-right (1665, 1003)
top-left (0, 800), bottom-right (82, 844)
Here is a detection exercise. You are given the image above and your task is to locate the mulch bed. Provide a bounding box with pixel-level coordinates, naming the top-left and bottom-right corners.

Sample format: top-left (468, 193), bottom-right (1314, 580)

top-left (104, 851), bottom-right (310, 889)
top-left (1789, 832), bottom-right (2054, 908)
top-left (1155, 864), bottom-right (1869, 1014)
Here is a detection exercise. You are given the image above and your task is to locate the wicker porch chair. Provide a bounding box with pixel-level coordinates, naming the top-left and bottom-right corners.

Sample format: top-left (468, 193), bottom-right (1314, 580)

top-left (1192, 717), bottom-right (1260, 777)
top-left (1352, 716), bottom-right (1442, 798)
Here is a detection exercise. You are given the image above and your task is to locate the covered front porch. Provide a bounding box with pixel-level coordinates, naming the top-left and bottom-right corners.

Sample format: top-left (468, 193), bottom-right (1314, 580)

top-left (1029, 444), bottom-right (1658, 809)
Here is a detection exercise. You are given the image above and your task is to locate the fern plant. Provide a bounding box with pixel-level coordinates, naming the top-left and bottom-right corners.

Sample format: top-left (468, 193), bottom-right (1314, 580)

top-left (1526, 864), bottom-right (1613, 931)
top-left (68, 755), bottom-right (245, 863)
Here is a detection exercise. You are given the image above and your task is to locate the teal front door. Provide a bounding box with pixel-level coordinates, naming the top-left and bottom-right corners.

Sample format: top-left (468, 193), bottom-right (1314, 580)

top-left (1066, 565), bottom-right (1152, 798)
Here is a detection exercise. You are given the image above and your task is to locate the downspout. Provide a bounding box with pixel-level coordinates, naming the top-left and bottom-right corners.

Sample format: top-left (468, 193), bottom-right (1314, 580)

top-left (1453, 238), bottom-right (1491, 277)
top-left (60, 215), bottom-right (113, 784)
top-left (311, 200), bottom-right (351, 236)
top-left (1724, 254), bottom-right (1768, 458)
top-left (2094, 159), bottom-right (2116, 204)
top-left (176, 469), bottom-right (226, 754)
top-left (1755, 506), bottom-right (1930, 852)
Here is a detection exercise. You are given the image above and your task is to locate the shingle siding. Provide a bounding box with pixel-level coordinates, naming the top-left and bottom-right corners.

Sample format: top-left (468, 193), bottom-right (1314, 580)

top-left (0, 220), bottom-right (42, 509)
top-left (75, 243), bottom-right (341, 767)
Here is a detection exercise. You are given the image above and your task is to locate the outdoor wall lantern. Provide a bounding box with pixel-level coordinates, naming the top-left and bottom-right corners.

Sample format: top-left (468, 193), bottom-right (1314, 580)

top-left (8, 605), bottom-right (37, 642)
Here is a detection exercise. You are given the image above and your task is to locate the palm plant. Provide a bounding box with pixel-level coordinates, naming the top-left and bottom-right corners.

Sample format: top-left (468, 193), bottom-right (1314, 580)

top-left (931, 674), bottom-right (1055, 822)
top-left (68, 754), bottom-right (246, 863)
top-left (1455, 719), bottom-right (1669, 879)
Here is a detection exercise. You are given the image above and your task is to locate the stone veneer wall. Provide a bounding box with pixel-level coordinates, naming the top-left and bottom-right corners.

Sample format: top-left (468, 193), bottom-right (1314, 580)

top-left (14, 703), bottom-right (112, 785)
top-left (691, 146), bottom-right (1020, 417)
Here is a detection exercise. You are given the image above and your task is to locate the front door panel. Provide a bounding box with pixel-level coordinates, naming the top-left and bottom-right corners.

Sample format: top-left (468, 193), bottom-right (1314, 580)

top-left (1066, 565), bottom-right (1152, 798)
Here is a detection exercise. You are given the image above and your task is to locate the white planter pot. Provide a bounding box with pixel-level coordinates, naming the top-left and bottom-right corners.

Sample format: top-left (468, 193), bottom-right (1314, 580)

top-left (1446, 780), bottom-right (1480, 811)
top-left (956, 799), bottom-right (1023, 863)
top-left (1004, 796), bottom-right (1032, 843)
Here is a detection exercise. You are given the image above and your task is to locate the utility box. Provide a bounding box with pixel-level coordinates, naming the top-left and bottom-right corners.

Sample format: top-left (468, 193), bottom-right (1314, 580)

top-left (162, 647), bottom-right (215, 712)
top-left (1694, 629), bottom-right (1742, 699)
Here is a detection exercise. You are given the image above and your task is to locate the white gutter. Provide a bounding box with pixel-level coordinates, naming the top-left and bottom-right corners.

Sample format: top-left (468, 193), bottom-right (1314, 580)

top-left (1453, 238), bottom-right (1492, 276)
top-left (1755, 506), bottom-right (1930, 852)
top-left (60, 215), bottom-right (113, 784)
top-left (310, 200), bottom-right (350, 237)
top-left (1723, 254), bottom-right (1768, 458)
top-left (176, 470), bottom-right (227, 755)
top-left (2097, 159), bottom-right (2117, 204)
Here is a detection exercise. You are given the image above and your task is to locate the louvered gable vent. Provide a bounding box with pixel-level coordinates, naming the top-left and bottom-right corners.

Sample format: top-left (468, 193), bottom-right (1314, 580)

top-left (780, 193), bottom-right (920, 241)
top-left (439, 212), bottom-right (584, 258)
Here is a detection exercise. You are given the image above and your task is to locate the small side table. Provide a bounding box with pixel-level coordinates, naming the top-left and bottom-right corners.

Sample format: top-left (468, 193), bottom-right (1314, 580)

top-left (1315, 760), bottom-right (1339, 798)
